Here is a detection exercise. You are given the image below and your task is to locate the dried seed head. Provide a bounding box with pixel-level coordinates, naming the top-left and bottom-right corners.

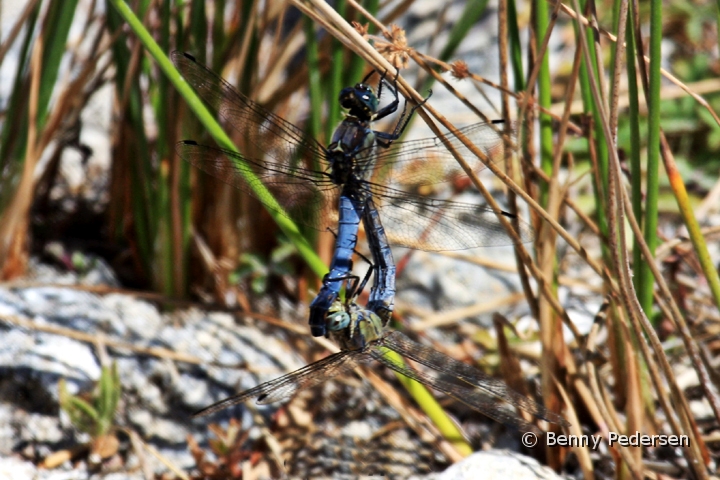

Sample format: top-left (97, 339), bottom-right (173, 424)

top-left (450, 60), bottom-right (470, 80)
top-left (375, 24), bottom-right (411, 69)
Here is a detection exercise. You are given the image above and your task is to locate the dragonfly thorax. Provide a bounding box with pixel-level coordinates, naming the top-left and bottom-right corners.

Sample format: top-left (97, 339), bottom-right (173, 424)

top-left (327, 116), bottom-right (377, 184)
top-left (339, 83), bottom-right (378, 120)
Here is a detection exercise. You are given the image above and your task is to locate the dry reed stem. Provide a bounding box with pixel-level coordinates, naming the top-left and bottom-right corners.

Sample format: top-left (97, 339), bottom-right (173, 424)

top-left (608, 0), bottom-right (630, 138)
top-left (555, 379), bottom-right (594, 479)
top-left (0, 33), bottom-right (44, 278)
top-left (571, 0), bottom-right (708, 474)
top-left (0, 0), bottom-right (42, 63)
top-left (558, 1), bottom-right (720, 128)
top-left (585, 308), bottom-right (645, 479)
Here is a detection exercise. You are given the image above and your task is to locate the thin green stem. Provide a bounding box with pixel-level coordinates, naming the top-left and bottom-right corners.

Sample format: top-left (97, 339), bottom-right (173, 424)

top-left (576, 0), bottom-right (609, 241)
top-left (535, 0), bottom-right (554, 207)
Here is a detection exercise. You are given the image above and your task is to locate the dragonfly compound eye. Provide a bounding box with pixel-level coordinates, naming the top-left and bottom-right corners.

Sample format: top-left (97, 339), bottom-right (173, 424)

top-left (327, 310), bottom-right (351, 331)
top-left (338, 85), bottom-right (379, 117)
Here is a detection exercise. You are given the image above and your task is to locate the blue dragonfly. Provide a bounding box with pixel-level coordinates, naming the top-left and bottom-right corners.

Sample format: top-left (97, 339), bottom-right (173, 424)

top-left (172, 52), bottom-right (532, 337)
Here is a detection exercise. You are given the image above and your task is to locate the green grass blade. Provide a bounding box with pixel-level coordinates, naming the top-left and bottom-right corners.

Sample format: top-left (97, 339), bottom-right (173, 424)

top-left (59, 378), bottom-right (101, 434)
top-left (107, 0), bottom-right (326, 280)
top-left (506, 0), bottom-right (524, 92)
top-left (626, 5), bottom-right (644, 302)
top-left (437, 0), bottom-right (489, 63)
top-left (37, 0), bottom-right (80, 128)
top-left (640, 0), bottom-right (662, 318)
top-left (535, 0), bottom-right (554, 207)
top-left (96, 364), bottom-right (121, 435)
top-left (326, 0), bottom-right (347, 141)
top-left (0, 4), bottom-right (40, 212)
top-left (304, 16), bottom-right (324, 146)
top-left (665, 156), bottom-right (720, 315)
top-left (574, 1), bottom-right (609, 241)
top-left (345, 0), bottom-right (376, 85)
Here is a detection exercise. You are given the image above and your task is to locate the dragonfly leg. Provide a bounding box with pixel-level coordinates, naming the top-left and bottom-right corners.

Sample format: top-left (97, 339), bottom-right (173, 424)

top-left (348, 250), bottom-right (373, 301)
top-left (373, 69), bottom-right (400, 123)
top-left (374, 68), bottom-right (388, 99)
top-left (374, 80), bottom-right (432, 148)
top-left (311, 259), bottom-right (364, 337)
top-left (360, 68), bottom-right (377, 85)
top-left (383, 89), bottom-right (433, 146)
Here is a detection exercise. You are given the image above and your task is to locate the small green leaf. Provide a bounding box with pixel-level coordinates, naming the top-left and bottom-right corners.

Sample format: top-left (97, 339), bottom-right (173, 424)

top-left (95, 363), bottom-right (121, 436)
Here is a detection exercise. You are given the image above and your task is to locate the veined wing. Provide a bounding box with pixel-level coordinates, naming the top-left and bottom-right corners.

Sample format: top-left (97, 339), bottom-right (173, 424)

top-left (172, 51), bottom-right (327, 167)
top-left (363, 120), bottom-right (517, 188)
top-left (176, 141), bottom-right (338, 230)
top-left (376, 331), bottom-right (570, 428)
top-left (364, 181), bottom-right (533, 250)
top-left (192, 348), bottom-right (373, 418)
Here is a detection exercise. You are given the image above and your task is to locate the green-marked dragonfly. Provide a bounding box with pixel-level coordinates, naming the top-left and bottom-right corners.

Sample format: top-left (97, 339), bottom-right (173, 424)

top-left (192, 293), bottom-right (568, 432)
top-left (193, 217), bottom-right (568, 432)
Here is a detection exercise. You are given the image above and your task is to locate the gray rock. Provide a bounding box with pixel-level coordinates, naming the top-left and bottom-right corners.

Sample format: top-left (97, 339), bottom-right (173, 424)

top-left (415, 450), bottom-right (566, 480)
top-left (0, 280), bottom-right (314, 477)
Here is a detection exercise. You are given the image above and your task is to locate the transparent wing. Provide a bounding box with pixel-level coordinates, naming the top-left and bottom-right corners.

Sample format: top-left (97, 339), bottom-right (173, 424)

top-left (376, 331), bottom-right (569, 428)
top-left (367, 120), bottom-right (516, 188)
top-left (174, 51), bottom-right (532, 250)
top-left (365, 182), bottom-right (533, 250)
top-left (172, 51), bottom-right (327, 166)
top-left (192, 348), bottom-right (372, 418)
top-left (176, 141), bottom-right (338, 230)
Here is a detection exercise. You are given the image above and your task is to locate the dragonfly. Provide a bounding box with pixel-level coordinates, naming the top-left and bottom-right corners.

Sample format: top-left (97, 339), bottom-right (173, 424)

top-left (193, 195), bottom-right (568, 432)
top-left (192, 263), bottom-right (568, 432)
top-left (172, 52), bottom-right (532, 337)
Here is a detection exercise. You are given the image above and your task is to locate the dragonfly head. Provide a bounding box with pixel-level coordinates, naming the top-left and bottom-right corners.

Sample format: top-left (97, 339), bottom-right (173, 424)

top-left (339, 84), bottom-right (378, 120)
top-left (327, 300), bottom-right (383, 350)
top-left (326, 300), bottom-right (351, 331)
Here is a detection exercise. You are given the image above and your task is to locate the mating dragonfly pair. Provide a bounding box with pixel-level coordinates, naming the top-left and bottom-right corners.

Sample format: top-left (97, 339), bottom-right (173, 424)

top-left (173, 52), bottom-right (568, 430)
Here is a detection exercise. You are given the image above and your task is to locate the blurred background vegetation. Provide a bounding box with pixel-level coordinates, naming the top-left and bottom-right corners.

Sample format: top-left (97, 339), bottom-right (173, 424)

top-left (1, 0), bottom-right (720, 476)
